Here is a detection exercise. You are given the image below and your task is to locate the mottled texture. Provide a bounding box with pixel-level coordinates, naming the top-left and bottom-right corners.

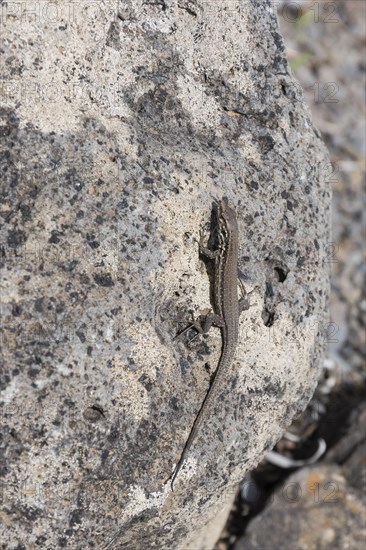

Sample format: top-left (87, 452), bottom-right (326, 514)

top-left (234, 404), bottom-right (366, 550)
top-left (0, 0), bottom-right (330, 548)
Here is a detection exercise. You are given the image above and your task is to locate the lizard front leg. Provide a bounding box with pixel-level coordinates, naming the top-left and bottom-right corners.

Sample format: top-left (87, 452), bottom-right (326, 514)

top-left (238, 280), bottom-right (258, 314)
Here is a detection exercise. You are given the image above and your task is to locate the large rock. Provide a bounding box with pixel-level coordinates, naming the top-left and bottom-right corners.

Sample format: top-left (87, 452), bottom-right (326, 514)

top-left (0, 1), bottom-right (330, 548)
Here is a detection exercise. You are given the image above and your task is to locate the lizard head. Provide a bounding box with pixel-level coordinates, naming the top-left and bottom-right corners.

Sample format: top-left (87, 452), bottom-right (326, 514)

top-left (218, 196), bottom-right (237, 228)
top-left (214, 196), bottom-right (238, 248)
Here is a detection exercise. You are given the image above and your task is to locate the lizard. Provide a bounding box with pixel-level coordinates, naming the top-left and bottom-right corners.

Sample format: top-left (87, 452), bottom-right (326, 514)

top-left (170, 196), bottom-right (252, 490)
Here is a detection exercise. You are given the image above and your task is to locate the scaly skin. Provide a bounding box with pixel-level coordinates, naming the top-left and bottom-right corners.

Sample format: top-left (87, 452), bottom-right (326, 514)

top-left (170, 197), bottom-right (248, 490)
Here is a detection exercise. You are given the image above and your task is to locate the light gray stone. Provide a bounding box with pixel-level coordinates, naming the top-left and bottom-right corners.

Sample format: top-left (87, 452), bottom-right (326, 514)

top-left (234, 404), bottom-right (366, 550)
top-left (0, 0), bottom-right (330, 548)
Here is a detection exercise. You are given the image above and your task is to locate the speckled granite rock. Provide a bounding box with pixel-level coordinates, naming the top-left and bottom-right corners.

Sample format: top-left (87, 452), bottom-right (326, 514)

top-left (0, 0), bottom-right (330, 548)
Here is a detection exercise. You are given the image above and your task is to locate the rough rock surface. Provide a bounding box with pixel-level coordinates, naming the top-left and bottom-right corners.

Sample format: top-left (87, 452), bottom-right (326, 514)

top-left (0, 0), bottom-right (330, 548)
top-left (234, 403), bottom-right (366, 550)
top-left (234, 463), bottom-right (366, 550)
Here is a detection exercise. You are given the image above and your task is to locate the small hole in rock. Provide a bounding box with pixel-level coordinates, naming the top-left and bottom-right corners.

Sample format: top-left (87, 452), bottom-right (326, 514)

top-left (274, 266), bottom-right (288, 283)
top-left (83, 405), bottom-right (105, 422)
top-left (262, 308), bottom-right (276, 327)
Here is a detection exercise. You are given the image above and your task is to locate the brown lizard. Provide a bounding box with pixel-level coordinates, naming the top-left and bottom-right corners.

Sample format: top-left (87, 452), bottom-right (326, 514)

top-left (170, 196), bottom-right (251, 489)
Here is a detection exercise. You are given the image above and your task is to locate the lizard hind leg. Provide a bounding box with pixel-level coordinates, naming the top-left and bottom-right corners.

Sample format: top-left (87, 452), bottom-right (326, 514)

top-left (174, 311), bottom-right (224, 344)
top-left (174, 311), bottom-right (207, 342)
top-left (200, 311), bottom-right (225, 332)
